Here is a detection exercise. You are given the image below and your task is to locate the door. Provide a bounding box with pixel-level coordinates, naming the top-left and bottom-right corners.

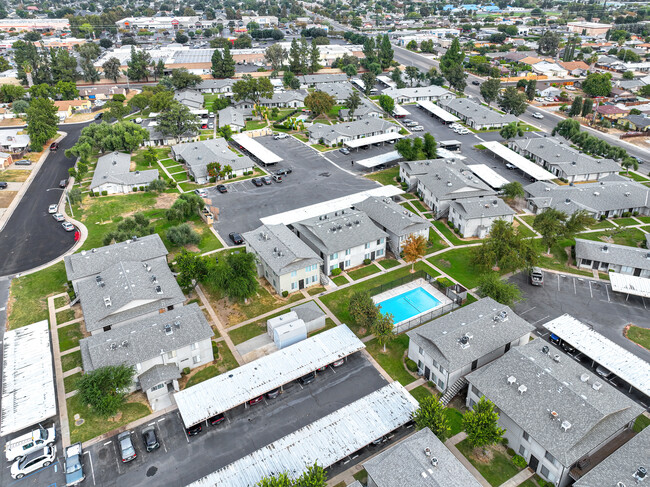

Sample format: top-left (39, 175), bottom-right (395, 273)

top-left (592, 261), bottom-right (599, 269)
top-left (339, 262), bottom-right (345, 270)
top-left (371, 251), bottom-right (376, 260)
top-left (299, 279), bottom-right (304, 290)
top-left (529, 455), bottom-right (539, 472)
top-left (424, 366), bottom-right (431, 380)
top-left (471, 359), bottom-right (479, 371)
top-left (634, 268), bottom-right (641, 277)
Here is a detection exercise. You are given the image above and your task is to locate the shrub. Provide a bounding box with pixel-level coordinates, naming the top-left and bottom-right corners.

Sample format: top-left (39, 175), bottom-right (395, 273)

top-left (400, 182), bottom-right (408, 190)
top-left (436, 277), bottom-right (454, 288)
top-left (282, 290), bottom-right (288, 297)
top-left (133, 186), bottom-right (138, 192)
top-left (622, 211), bottom-right (631, 218)
top-left (506, 448), bottom-right (515, 457)
top-left (512, 455), bottom-right (527, 468)
top-left (112, 94), bottom-right (126, 102)
top-left (211, 341), bottom-right (219, 358)
top-left (101, 190), bottom-right (108, 196)
top-left (166, 223), bottom-right (201, 246)
top-left (331, 267), bottom-right (342, 276)
top-left (405, 358), bottom-right (418, 372)
top-left (182, 367), bottom-right (190, 375)
top-left (363, 258), bottom-right (371, 265)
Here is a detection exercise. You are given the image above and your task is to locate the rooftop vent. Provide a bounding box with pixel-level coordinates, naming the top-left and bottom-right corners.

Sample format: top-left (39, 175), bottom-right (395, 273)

top-left (447, 181), bottom-right (452, 187)
top-left (431, 457), bottom-right (438, 467)
top-left (518, 384), bottom-right (527, 395)
top-left (507, 376), bottom-right (517, 386)
top-left (561, 420), bottom-right (572, 432)
top-left (151, 275), bottom-right (158, 283)
top-left (174, 321), bottom-right (181, 329)
top-left (565, 198), bottom-right (571, 204)
top-left (634, 467), bottom-right (647, 482)
top-left (121, 340), bottom-right (128, 348)
top-left (625, 192), bottom-right (631, 197)
top-left (553, 354), bottom-right (561, 363)
top-left (602, 246), bottom-right (609, 253)
top-left (96, 275), bottom-right (104, 286)
top-left (110, 342), bottom-right (118, 350)
top-left (551, 410), bottom-right (559, 420)
top-left (155, 285), bottom-right (162, 294)
top-left (164, 324), bottom-right (173, 335)
top-left (593, 191), bottom-right (599, 196)
top-left (103, 296), bottom-right (111, 307)
top-left (424, 447), bottom-right (431, 457)
top-left (143, 263), bottom-right (152, 272)
top-left (580, 373), bottom-right (590, 382)
top-left (592, 381), bottom-right (602, 391)
top-left (542, 345), bottom-right (549, 355)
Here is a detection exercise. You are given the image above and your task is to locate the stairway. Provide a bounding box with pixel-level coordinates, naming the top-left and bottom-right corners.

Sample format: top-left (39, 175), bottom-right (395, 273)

top-left (441, 376), bottom-right (468, 406)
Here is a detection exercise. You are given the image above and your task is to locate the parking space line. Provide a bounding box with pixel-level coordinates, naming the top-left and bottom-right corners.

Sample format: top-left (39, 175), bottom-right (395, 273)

top-left (103, 441), bottom-right (111, 446)
top-left (531, 315), bottom-right (550, 326)
top-left (158, 417), bottom-right (165, 422)
top-left (112, 442), bottom-right (122, 475)
top-left (156, 423), bottom-right (168, 454)
top-left (557, 274), bottom-right (560, 291)
top-left (588, 281), bottom-right (593, 298)
top-left (605, 284), bottom-right (610, 302)
top-left (177, 413), bottom-right (190, 443)
top-left (573, 278), bottom-right (577, 294)
top-left (519, 307), bottom-right (536, 315)
top-left (83, 451), bottom-right (96, 485)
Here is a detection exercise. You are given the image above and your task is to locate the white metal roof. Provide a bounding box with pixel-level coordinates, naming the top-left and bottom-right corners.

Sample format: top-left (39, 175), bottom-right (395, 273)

top-left (174, 325), bottom-right (365, 427)
top-left (186, 382), bottom-right (418, 487)
top-left (232, 133), bottom-right (283, 164)
top-left (416, 100), bottom-right (460, 123)
top-left (356, 150), bottom-right (402, 169)
top-left (260, 185), bottom-right (403, 226)
top-left (1, 321), bottom-right (56, 436)
top-left (377, 75), bottom-right (397, 88)
top-left (344, 132), bottom-right (404, 148)
top-left (467, 164), bottom-right (510, 189)
top-left (392, 104), bottom-right (410, 116)
top-left (482, 141), bottom-right (556, 181)
top-left (543, 314), bottom-right (650, 397)
top-left (609, 272), bottom-right (650, 299)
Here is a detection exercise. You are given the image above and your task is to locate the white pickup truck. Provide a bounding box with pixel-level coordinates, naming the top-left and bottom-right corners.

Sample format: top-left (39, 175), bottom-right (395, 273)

top-left (5, 426), bottom-right (56, 462)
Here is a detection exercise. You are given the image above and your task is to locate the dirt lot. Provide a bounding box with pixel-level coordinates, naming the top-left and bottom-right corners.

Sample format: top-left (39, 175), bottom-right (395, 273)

top-left (0, 191), bottom-right (18, 208)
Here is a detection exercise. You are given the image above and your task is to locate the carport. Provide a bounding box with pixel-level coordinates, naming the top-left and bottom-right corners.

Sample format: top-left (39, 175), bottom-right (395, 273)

top-left (344, 133), bottom-right (403, 151)
top-left (232, 133), bottom-right (283, 165)
top-left (609, 272), bottom-right (650, 300)
top-left (482, 141), bottom-right (555, 181)
top-left (186, 382), bottom-right (418, 487)
top-left (417, 100), bottom-right (459, 124)
top-left (467, 164), bottom-right (509, 189)
top-left (356, 151), bottom-right (402, 170)
top-left (439, 140), bottom-right (461, 152)
top-left (174, 325), bottom-right (365, 428)
top-left (543, 314), bottom-right (650, 399)
top-left (392, 104), bottom-right (410, 118)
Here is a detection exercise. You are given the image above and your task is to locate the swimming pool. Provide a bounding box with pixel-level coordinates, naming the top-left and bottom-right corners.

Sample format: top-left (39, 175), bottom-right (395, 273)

top-left (377, 287), bottom-right (442, 324)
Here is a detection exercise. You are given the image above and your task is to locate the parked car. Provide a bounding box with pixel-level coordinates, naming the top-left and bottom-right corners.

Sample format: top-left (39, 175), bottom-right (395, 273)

top-left (201, 124), bottom-right (208, 129)
top-left (216, 184), bottom-right (227, 193)
top-left (471, 80), bottom-right (480, 86)
top-left (208, 413), bottom-right (226, 426)
top-left (11, 446), bottom-right (56, 479)
top-left (339, 147), bottom-right (350, 155)
top-left (14, 159), bottom-right (31, 166)
top-left (261, 175), bottom-right (272, 185)
top-left (298, 371), bottom-right (316, 385)
top-left (0, 181), bottom-right (7, 189)
top-left (275, 168), bottom-right (292, 176)
top-left (52, 213), bottom-right (65, 222)
top-left (5, 426), bottom-right (56, 462)
top-left (186, 424), bottom-right (202, 436)
top-left (94, 112), bottom-right (103, 120)
top-left (532, 112), bottom-right (544, 119)
top-left (273, 133), bottom-right (288, 140)
top-left (331, 358), bottom-right (345, 368)
top-left (59, 179), bottom-right (68, 188)
top-left (403, 119), bottom-right (413, 124)
top-left (265, 388), bottom-right (281, 399)
top-left (251, 178), bottom-right (263, 187)
top-left (413, 125), bottom-right (424, 131)
top-left (229, 232), bottom-right (243, 245)
top-left (62, 222), bottom-right (75, 232)
top-left (248, 395), bottom-right (264, 405)
top-left (141, 426), bottom-right (160, 452)
top-left (64, 443), bottom-right (84, 486)
top-left (117, 432), bottom-right (136, 463)
top-left (49, 142), bottom-right (59, 151)
top-left (194, 188), bottom-right (208, 197)
top-left (48, 204), bottom-right (58, 214)
top-left (596, 365), bottom-right (613, 379)
top-left (272, 174), bottom-right (282, 183)
top-left (505, 163), bottom-right (515, 170)
top-left (530, 267), bottom-right (544, 286)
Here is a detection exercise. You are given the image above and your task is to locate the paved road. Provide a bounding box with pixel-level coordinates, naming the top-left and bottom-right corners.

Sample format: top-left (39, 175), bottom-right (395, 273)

top-left (0, 122), bottom-right (91, 277)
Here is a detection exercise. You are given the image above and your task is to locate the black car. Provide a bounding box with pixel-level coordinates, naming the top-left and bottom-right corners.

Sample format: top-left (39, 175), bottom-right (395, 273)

top-left (229, 232), bottom-right (243, 245)
top-left (186, 424), bottom-right (202, 437)
top-left (251, 178), bottom-right (263, 187)
top-left (275, 168), bottom-right (292, 176)
top-left (298, 371), bottom-right (316, 385)
top-left (0, 181), bottom-right (7, 189)
top-left (141, 426), bottom-right (160, 452)
top-left (216, 184), bottom-right (227, 193)
top-left (94, 112), bottom-right (103, 120)
top-left (208, 413), bottom-right (226, 426)
top-left (471, 80), bottom-right (480, 86)
top-left (265, 388), bottom-right (281, 399)
top-left (59, 179), bottom-right (68, 188)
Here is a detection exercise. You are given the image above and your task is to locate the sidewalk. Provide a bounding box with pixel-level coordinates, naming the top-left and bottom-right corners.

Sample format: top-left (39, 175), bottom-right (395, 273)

top-left (444, 433), bottom-right (491, 487)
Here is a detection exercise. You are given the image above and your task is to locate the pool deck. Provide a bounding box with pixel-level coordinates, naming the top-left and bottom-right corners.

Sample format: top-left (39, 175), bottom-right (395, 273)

top-left (373, 278), bottom-right (453, 325)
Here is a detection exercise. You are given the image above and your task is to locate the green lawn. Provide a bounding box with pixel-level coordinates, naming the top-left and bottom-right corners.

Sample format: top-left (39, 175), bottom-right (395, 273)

top-left (294, 133), bottom-right (309, 142)
top-left (432, 221), bottom-right (477, 246)
top-left (456, 439), bottom-right (523, 487)
top-left (311, 143), bottom-right (333, 151)
top-left (332, 275), bottom-right (349, 286)
top-left (365, 334), bottom-right (416, 386)
top-left (378, 259), bottom-right (400, 270)
top-left (348, 263), bottom-right (381, 280)
top-left (633, 414), bottom-right (650, 433)
top-left (58, 323), bottom-right (83, 352)
top-left (583, 219), bottom-right (615, 230)
top-left (171, 171), bottom-right (189, 182)
top-left (154, 213), bottom-right (223, 254)
top-left (56, 308), bottom-right (76, 325)
top-left (401, 193), bottom-right (418, 200)
top-left (409, 385), bottom-right (433, 403)
top-left (428, 228), bottom-right (448, 253)
top-left (229, 321), bottom-right (267, 345)
top-left (447, 407), bottom-right (464, 436)
top-left (577, 228), bottom-right (647, 248)
top-left (401, 202), bottom-right (417, 213)
top-left (160, 158), bottom-right (181, 168)
top-left (412, 200), bottom-right (428, 213)
top-left (308, 286), bottom-right (326, 296)
top-left (245, 120), bottom-right (268, 131)
top-left (619, 171), bottom-right (650, 182)
top-left (184, 341), bottom-right (239, 388)
top-left (67, 394), bottom-right (150, 444)
top-left (61, 350), bottom-right (83, 373)
top-left (532, 239), bottom-right (595, 278)
top-left (612, 217), bottom-right (640, 227)
top-left (365, 166), bottom-right (400, 186)
top-left (53, 295), bottom-right (68, 309)
top-left (8, 262), bottom-right (68, 329)
top-left (626, 325), bottom-right (650, 350)
top-left (428, 247), bottom-right (482, 289)
top-left (637, 216), bottom-right (650, 224)
top-left (514, 218), bottom-right (537, 238)
top-left (64, 372), bottom-right (83, 393)
top-left (519, 214), bottom-right (536, 227)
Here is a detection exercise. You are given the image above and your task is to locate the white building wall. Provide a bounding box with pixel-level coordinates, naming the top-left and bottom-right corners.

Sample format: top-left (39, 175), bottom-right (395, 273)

top-left (324, 238), bottom-right (387, 275)
top-left (448, 209), bottom-right (514, 238)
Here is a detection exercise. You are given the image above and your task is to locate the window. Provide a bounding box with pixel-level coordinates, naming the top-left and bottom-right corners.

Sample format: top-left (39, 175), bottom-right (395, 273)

top-left (151, 383), bottom-right (165, 392)
top-left (377, 249), bottom-right (384, 257)
top-left (540, 466), bottom-right (550, 478)
top-left (365, 253), bottom-right (370, 260)
top-left (518, 445), bottom-right (528, 457)
top-left (418, 346), bottom-right (423, 355)
top-left (167, 350), bottom-right (176, 359)
top-left (417, 360), bottom-right (422, 369)
top-left (291, 282), bottom-right (297, 290)
top-left (330, 252), bottom-right (338, 260)
top-left (544, 451), bottom-right (558, 468)
top-left (376, 239), bottom-right (381, 245)
top-left (345, 249), bottom-right (350, 256)
top-left (471, 385), bottom-right (479, 396)
top-left (291, 270), bottom-right (297, 277)
top-left (330, 265), bottom-right (336, 273)
top-left (193, 355), bottom-right (201, 364)
top-left (438, 378), bottom-right (444, 389)
top-left (345, 259), bottom-right (351, 267)
top-left (439, 366), bottom-right (445, 374)
top-left (523, 431), bottom-right (530, 442)
top-left (364, 242), bottom-right (370, 249)
top-left (191, 342), bottom-right (198, 351)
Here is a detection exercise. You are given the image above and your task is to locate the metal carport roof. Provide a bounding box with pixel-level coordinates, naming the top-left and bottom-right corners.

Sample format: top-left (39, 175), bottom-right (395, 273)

top-left (609, 272), bottom-right (650, 299)
top-left (467, 164), bottom-right (510, 189)
top-left (482, 141), bottom-right (556, 181)
top-left (356, 150), bottom-right (401, 168)
top-left (232, 133), bottom-right (283, 165)
top-left (344, 132), bottom-right (403, 148)
top-left (417, 100), bottom-right (459, 123)
top-left (174, 325), bottom-right (365, 427)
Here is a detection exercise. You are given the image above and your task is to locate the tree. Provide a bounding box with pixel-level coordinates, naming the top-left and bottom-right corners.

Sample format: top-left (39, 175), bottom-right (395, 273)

top-left (309, 40), bottom-right (321, 73)
top-left (581, 72), bottom-right (612, 97)
top-left (345, 91), bottom-right (361, 119)
top-left (480, 77), bottom-right (501, 106)
top-left (304, 91), bottom-right (335, 117)
top-left (444, 64), bottom-right (467, 93)
top-left (0, 57), bottom-right (11, 73)
top-left (396, 137), bottom-right (426, 161)
top-left (391, 68), bottom-right (406, 89)
top-left (403, 234), bottom-right (427, 271)
top-left (525, 79), bottom-right (537, 101)
top-left (166, 223), bottom-right (201, 247)
top-left (234, 34), bottom-right (252, 49)
top-left (206, 252), bottom-right (258, 300)
top-left (265, 44), bottom-right (286, 72)
top-left (440, 38), bottom-right (464, 75)
top-left (77, 365), bottom-right (135, 416)
top-left (283, 70), bottom-right (300, 90)
top-left (379, 34), bottom-right (394, 70)
top-left (126, 47), bottom-right (152, 81)
top-left (423, 133), bottom-right (437, 159)
top-left (143, 146), bottom-right (157, 167)
top-left (413, 396), bottom-right (451, 441)
top-left (501, 181), bottom-right (524, 200)
top-left (157, 101), bottom-right (199, 139)
top-left (378, 94), bottom-right (395, 114)
top-left (289, 38), bottom-right (302, 73)
top-left (499, 122), bottom-right (524, 139)
top-left (102, 213), bottom-right (153, 244)
top-left (175, 32), bottom-right (189, 44)
top-left (214, 46), bottom-right (236, 78)
top-left (171, 68), bottom-right (202, 89)
top-left (498, 87), bottom-right (527, 116)
top-left (405, 66), bottom-right (420, 87)
top-left (623, 70), bottom-right (634, 80)
top-left (147, 178), bottom-right (167, 192)
top-left (406, 40), bottom-right (418, 51)
top-left (537, 30), bottom-right (561, 56)
top-left (232, 75), bottom-right (274, 105)
top-left (55, 81), bottom-right (79, 100)
top-left (569, 96), bottom-right (583, 117)
top-left (360, 72), bottom-right (376, 95)
top-left (463, 396), bottom-right (505, 449)
top-left (372, 311), bottom-right (395, 352)
top-left (26, 97), bottom-right (58, 151)
top-left (12, 99), bottom-right (29, 115)
top-left (640, 85), bottom-right (650, 98)
top-left (102, 57), bottom-right (121, 82)
top-left (472, 220), bottom-right (537, 273)
top-left (67, 122), bottom-right (149, 156)
top-left (0, 84), bottom-right (25, 103)
top-left (477, 272), bottom-right (522, 306)
top-left (533, 208), bottom-right (569, 254)
top-left (105, 100), bottom-right (130, 121)
top-left (621, 156), bottom-right (639, 174)
top-left (99, 38), bottom-right (113, 49)
top-left (349, 291), bottom-right (379, 332)
top-left (167, 193), bottom-right (204, 221)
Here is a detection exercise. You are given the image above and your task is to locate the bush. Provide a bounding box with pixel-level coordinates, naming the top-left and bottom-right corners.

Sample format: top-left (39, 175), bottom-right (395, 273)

top-left (282, 290), bottom-right (288, 297)
top-left (211, 341), bottom-right (219, 359)
top-left (101, 190), bottom-right (108, 196)
top-left (363, 258), bottom-right (371, 265)
top-left (112, 94), bottom-right (126, 102)
top-left (506, 448), bottom-right (515, 457)
top-left (182, 367), bottom-right (190, 375)
top-left (331, 267), bottom-right (342, 276)
top-left (147, 178), bottom-right (167, 192)
top-left (400, 182), bottom-right (408, 190)
top-left (622, 211), bottom-right (631, 218)
top-left (436, 277), bottom-right (454, 288)
top-left (405, 358), bottom-right (418, 372)
top-left (512, 455), bottom-right (527, 468)
top-left (166, 223), bottom-right (201, 246)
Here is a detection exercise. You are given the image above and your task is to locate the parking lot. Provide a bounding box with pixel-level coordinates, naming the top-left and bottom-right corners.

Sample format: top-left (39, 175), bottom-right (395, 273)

top-left (211, 135), bottom-right (378, 242)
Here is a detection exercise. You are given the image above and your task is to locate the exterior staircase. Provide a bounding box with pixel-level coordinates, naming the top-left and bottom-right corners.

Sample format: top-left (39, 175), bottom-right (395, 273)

top-left (441, 376), bottom-right (468, 406)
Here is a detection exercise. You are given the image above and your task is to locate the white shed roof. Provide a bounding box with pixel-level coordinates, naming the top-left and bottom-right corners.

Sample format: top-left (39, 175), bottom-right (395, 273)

top-left (416, 100), bottom-right (459, 123)
top-left (1, 321), bottom-right (57, 436)
top-left (392, 104), bottom-right (410, 116)
top-left (482, 141), bottom-right (556, 181)
top-left (232, 133), bottom-right (283, 164)
top-left (543, 314), bottom-right (650, 397)
top-left (356, 151), bottom-right (402, 169)
top-left (609, 272), bottom-right (650, 299)
top-left (174, 325), bottom-right (365, 427)
top-left (467, 164), bottom-right (510, 189)
top-left (186, 382), bottom-right (419, 487)
top-left (344, 132), bottom-right (403, 148)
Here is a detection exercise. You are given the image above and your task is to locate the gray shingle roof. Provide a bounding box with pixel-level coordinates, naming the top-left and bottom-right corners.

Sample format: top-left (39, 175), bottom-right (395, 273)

top-left (406, 159), bottom-right (495, 202)
top-left (80, 303), bottom-right (213, 371)
top-left (624, 114), bottom-right (650, 129)
top-left (407, 298), bottom-right (534, 372)
top-left (291, 208), bottom-right (388, 255)
top-left (196, 78), bottom-right (235, 91)
top-left (291, 301), bottom-right (326, 323)
top-left (308, 118), bottom-right (396, 144)
top-left (300, 73), bottom-right (348, 84)
top-left (78, 260), bottom-right (186, 333)
top-left (339, 98), bottom-right (382, 119)
top-left (64, 234), bottom-right (168, 282)
top-left (218, 106), bottom-right (245, 129)
top-left (381, 85), bottom-right (452, 101)
top-left (439, 97), bottom-right (518, 126)
top-left (242, 224), bottom-right (322, 276)
top-left (354, 196), bottom-right (431, 236)
top-left (363, 427), bottom-right (483, 487)
top-left (450, 197), bottom-right (516, 219)
top-left (314, 82), bottom-right (353, 101)
top-left (90, 152), bottom-right (159, 190)
top-left (466, 339), bottom-right (644, 467)
top-left (174, 89), bottom-right (204, 109)
top-left (139, 364), bottom-right (181, 391)
top-left (575, 237), bottom-right (650, 271)
top-left (171, 138), bottom-right (254, 179)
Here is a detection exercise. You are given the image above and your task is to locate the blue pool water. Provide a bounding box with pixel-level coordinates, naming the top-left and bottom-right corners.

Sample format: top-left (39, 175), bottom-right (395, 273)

top-left (377, 287), bottom-right (442, 323)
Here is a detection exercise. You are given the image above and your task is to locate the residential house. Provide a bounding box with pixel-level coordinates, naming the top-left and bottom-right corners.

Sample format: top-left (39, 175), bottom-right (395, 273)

top-left (363, 427), bottom-right (483, 487)
top-left (532, 61), bottom-right (569, 78)
top-left (596, 104), bottom-right (629, 121)
top-left (78, 85), bottom-right (127, 100)
top-left (141, 118), bottom-right (199, 147)
top-left (314, 82), bottom-right (354, 104)
top-left (623, 114), bottom-right (650, 131)
top-left (241, 15), bottom-right (278, 27)
top-left (338, 97), bottom-right (382, 121)
top-left (438, 98), bottom-right (518, 130)
top-left (174, 89), bottom-right (204, 110)
top-left (64, 234), bottom-right (169, 293)
top-left (307, 118), bottom-right (398, 146)
top-left (233, 90), bottom-right (306, 113)
top-left (195, 78), bottom-right (235, 95)
top-left (0, 151), bottom-right (11, 169)
top-left (0, 129), bottom-right (29, 155)
top-left (290, 208), bottom-right (388, 275)
top-left (171, 138), bottom-right (254, 184)
top-left (509, 137), bottom-right (620, 183)
top-left (465, 339), bottom-right (643, 486)
top-left (448, 197), bottom-right (515, 238)
top-left (79, 303), bottom-right (213, 410)
top-left (299, 73), bottom-right (349, 88)
top-left (407, 298), bottom-right (534, 398)
top-left (400, 159), bottom-right (496, 218)
top-left (242, 224), bottom-right (322, 295)
top-left (574, 238), bottom-right (650, 277)
top-left (353, 196), bottom-right (430, 255)
top-left (538, 86), bottom-right (562, 98)
top-left (217, 106), bottom-right (246, 132)
top-left (380, 85), bottom-right (454, 104)
top-left (558, 61), bottom-right (590, 76)
top-left (524, 178), bottom-right (650, 218)
top-left (89, 152), bottom-right (159, 195)
top-left (53, 100), bottom-right (92, 121)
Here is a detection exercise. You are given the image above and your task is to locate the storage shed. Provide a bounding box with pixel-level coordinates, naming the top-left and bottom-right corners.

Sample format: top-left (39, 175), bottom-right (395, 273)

top-left (267, 311), bottom-right (299, 337)
top-left (274, 319), bottom-right (307, 349)
top-left (292, 301), bottom-right (327, 333)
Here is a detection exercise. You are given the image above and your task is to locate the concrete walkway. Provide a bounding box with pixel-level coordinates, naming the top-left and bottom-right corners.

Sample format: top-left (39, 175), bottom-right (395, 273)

top-left (48, 293), bottom-right (73, 448)
top-left (498, 468), bottom-right (534, 487)
top-left (404, 378), bottom-right (425, 391)
top-left (444, 432), bottom-right (492, 487)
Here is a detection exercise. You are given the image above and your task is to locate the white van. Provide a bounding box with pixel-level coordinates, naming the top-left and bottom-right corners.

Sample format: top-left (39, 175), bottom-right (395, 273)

top-left (5, 426), bottom-right (56, 462)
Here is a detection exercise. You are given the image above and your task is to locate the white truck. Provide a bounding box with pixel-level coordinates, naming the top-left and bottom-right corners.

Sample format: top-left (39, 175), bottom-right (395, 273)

top-left (64, 442), bottom-right (85, 486)
top-left (5, 426), bottom-right (56, 462)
